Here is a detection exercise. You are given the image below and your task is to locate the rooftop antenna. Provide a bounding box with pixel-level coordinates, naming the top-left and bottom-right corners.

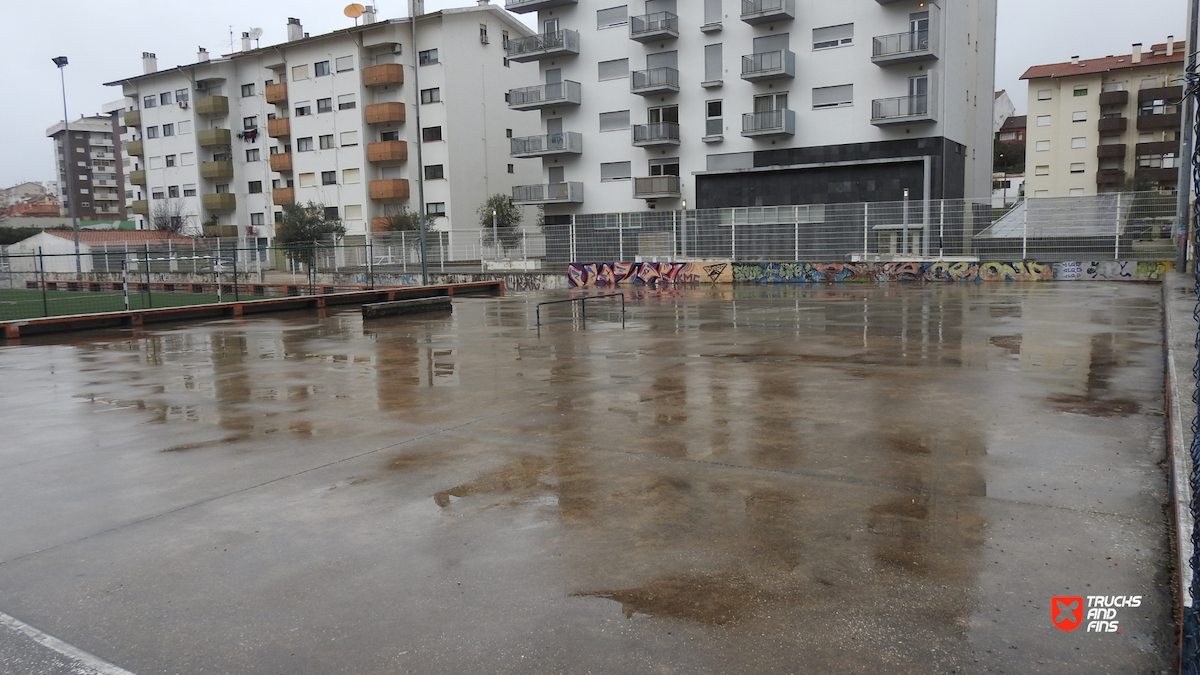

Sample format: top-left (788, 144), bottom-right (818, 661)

top-left (345, 3), bottom-right (366, 25)
top-left (228, 25), bottom-right (234, 53)
top-left (248, 27), bottom-right (263, 48)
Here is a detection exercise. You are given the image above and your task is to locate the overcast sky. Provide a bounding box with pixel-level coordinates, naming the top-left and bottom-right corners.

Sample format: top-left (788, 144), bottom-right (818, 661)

top-left (0, 0), bottom-right (1189, 189)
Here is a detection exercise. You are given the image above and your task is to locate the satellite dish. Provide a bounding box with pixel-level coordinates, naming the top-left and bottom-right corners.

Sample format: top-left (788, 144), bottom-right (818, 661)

top-left (247, 27), bottom-right (263, 40)
top-left (344, 3), bottom-right (366, 18)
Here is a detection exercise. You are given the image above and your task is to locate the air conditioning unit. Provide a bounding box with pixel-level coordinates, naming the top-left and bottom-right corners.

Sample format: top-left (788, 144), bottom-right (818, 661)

top-left (178, 101), bottom-right (189, 109)
top-left (480, 35), bottom-right (490, 45)
top-left (195, 82), bottom-right (208, 92)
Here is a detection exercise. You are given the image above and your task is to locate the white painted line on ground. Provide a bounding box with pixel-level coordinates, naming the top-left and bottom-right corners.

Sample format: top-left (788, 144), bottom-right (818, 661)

top-left (0, 610), bottom-right (137, 675)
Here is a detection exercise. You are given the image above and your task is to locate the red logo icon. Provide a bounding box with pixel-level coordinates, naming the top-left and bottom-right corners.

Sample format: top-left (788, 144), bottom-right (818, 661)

top-left (1052, 596), bottom-right (1084, 632)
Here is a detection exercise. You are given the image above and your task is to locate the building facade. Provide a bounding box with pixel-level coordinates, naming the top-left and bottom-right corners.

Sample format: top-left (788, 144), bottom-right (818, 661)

top-left (105, 3), bottom-right (539, 244)
top-left (502, 0), bottom-right (997, 219)
top-left (46, 116), bottom-right (127, 220)
top-left (1021, 39), bottom-right (1185, 198)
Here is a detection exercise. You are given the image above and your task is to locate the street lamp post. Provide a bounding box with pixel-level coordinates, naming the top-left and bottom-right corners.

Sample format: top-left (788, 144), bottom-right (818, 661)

top-left (492, 208), bottom-right (499, 261)
top-left (53, 56), bottom-right (81, 277)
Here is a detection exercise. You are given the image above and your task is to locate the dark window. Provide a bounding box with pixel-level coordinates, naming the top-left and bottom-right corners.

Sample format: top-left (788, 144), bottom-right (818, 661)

top-left (317, 98), bottom-right (332, 113)
top-left (425, 165), bottom-right (444, 180)
top-left (321, 171), bottom-right (336, 185)
top-left (422, 126), bottom-right (443, 142)
top-left (324, 206), bottom-right (339, 221)
top-left (419, 49), bottom-right (439, 65)
top-left (314, 61), bottom-right (330, 77)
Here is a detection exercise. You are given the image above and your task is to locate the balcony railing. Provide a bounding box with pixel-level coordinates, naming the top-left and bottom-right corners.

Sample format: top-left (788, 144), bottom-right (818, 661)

top-left (1137, 112), bottom-right (1182, 130)
top-left (269, 152), bottom-right (293, 172)
top-left (1096, 144), bottom-right (1127, 158)
top-left (742, 109), bottom-right (796, 137)
top-left (872, 30), bottom-right (936, 65)
top-left (1098, 90), bottom-right (1129, 106)
top-left (368, 140), bottom-right (409, 163)
top-left (267, 118), bottom-right (291, 138)
top-left (631, 67), bottom-right (680, 95)
top-left (125, 140), bottom-right (144, 156)
top-left (370, 179), bottom-right (410, 201)
top-left (506, 30), bottom-right (580, 62)
top-left (632, 123), bottom-right (681, 146)
top-left (201, 160), bottom-right (234, 179)
top-left (198, 128), bottom-right (232, 146)
top-left (365, 102), bottom-right (406, 124)
top-left (630, 12), bottom-right (679, 42)
top-left (870, 95), bottom-right (933, 124)
top-left (272, 187), bottom-right (295, 205)
top-left (202, 193), bottom-right (236, 212)
top-left (512, 182), bottom-right (584, 204)
top-left (128, 169), bottom-right (146, 185)
top-left (196, 96), bottom-right (229, 116)
top-left (363, 64), bottom-right (404, 86)
top-left (510, 132), bottom-right (583, 157)
top-left (741, 0), bottom-right (795, 24)
top-left (508, 81), bottom-right (583, 110)
top-left (504, 0), bottom-right (577, 14)
top-left (1098, 116), bottom-right (1128, 132)
top-left (131, 200), bottom-right (148, 215)
top-left (634, 175), bottom-right (681, 198)
top-left (122, 110), bottom-right (141, 127)
top-left (741, 50), bottom-right (796, 81)
top-left (265, 82), bottom-right (288, 104)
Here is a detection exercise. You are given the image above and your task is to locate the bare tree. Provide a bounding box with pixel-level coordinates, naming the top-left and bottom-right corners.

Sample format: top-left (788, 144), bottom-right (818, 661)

top-left (150, 198), bottom-right (193, 235)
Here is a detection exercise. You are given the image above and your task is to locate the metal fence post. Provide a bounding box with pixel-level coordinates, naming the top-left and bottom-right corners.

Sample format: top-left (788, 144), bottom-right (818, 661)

top-left (144, 243), bottom-right (152, 309)
top-left (731, 217), bottom-right (737, 261)
top-left (37, 247), bottom-right (48, 317)
top-left (863, 203), bottom-right (869, 256)
top-left (618, 214), bottom-right (625, 261)
top-left (794, 218), bottom-right (800, 262)
top-left (122, 259), bottom-right (129, 311)
top-left (570, 216), bottom-right (577, 262)
top-left (1115, 192), bottom-right (1123, 261)
top-left (1021, 202), bottom-right (1028, 261)
top-left (939, 200), bottom-right (945, 258)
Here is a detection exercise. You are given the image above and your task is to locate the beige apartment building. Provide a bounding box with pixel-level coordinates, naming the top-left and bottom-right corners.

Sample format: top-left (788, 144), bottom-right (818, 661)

top-left (1021, 39), bottom-right (1184, 198)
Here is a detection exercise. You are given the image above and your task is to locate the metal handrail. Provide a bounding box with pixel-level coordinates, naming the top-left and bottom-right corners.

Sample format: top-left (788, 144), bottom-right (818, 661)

top-left (536, 293), bottom-right (625, 327)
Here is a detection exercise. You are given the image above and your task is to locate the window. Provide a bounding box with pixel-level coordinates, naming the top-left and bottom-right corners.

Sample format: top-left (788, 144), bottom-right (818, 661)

top-left (165, 154), bottom-right (176, 167)
top-left (1036, 115), bottom-right (1051, 126)
top-left (507, 164), bottom-right (514, 173)
top-left (422, 126), bottom-right (443, 142)
top-left (342, 168), bottom-right (360, 183)
top-left (292, 64), bottom-right (309, 81)
top-left (813, 24), bottom-right (853, 49)
top-left (1139, 98), bottom-right (1175, 116)
top-left (1037, 89), bottom-right (1052, 101)
top-left (340, 131), bottom-right (358, 146)
top-left (481, 24), bottom-right (489, 41)
top-left (1073, 86), bottom-right (1088, 96)
top-left (299, 173), bottom-right (316, 187)
top-left (151, 189), bottom-right (165, 199)
top-left (419, 49), bottom-right (439, 65)
top-left (315, 61), bottom-right (330, 77)
top-left (248, 181), bottom-right (263, 193)
top-left (598, 58), bottom-right (629, 80)
top-left (162, 123), bottom-right (174, 136)
top-left (168, 185), bottom-right (180, 198)
top-left (998, 132), bottom-right (1018, 141)
top-left (344, 205), bottom-right (362, 221)
top-left (181, 152), bottom-right (194, 166)
top-left (506, 128), bottom-right (513, 138)
top-left (1035, 165), bottom-right (1050, 176)
top-left (148, 156), bottom-right (163, 169)
top-left (320, 134), bottom-right (335, 149)
top-left (1071, 111), bottom-right (1087, 122)
top-left (706, 100), bottom-right (723, 136)
top-left (321, 171), bottom-right (336, 185)
top-left (338, 94), bottom-right (356, 110)
top-left (381, 130), bottom-right (400, 142)
top-left (502, 31), bottom-right (509, 48)
top-left (317, 98), bottom-right (332, 113)
top-left (183, 184), bottom-right (196, 197)
top-left (1070, 162), bottom-right (1086, 173)
top-left (295, 101), bottom-right (312, 116)
top-left (1036, 140), bottom-right (1050, 151)
top-left (251, 213), bottom-right (265, 227)
top-left (599, 110), bottom-right (631, 131)
top-left (704, 44), bottom-right (722, 83)
top-left (597, 5), bottom-right (628, 28)
top-left (1102, 82), bottom-right (1125, 92)
top-left (812, 85), bottom-right (852, 109)
top-left (421, 88), bottom-right (441, 104)
top-left (178, 120), bottom-right (192, 135)
top-left (160, 92), bottom-right (172, 105)
top-left (246, 148), bottom-right (260, 162)
top-left (244, 116), bottom-right (258, 130)
top-left (427, 202), bottom-right (446, 217)
top-left (242, 83), bottom-right (255, 97)
top-left (175, 89), bottom-right (189, 104)
top-left (1141, 77), bottom-right (1159, 89)
top-left (1138, 152), bottom-right (1179, 169)
top-left (425, 165), bottom-right (444, 180)
top-left (601, 161), bottom-right (632, 181)
top-left (336, 55), bottom-right (354, 72)
top-left (1071, 137), bottom-right (1086, 149)
top-left (324, 206), bottom-right (339, 221)
top-left (146, 126), bottom-right (159, 139)
top-left (649, 157), bottom-right (680, 177)
top-left (297, 137), bottom-right (314, 152)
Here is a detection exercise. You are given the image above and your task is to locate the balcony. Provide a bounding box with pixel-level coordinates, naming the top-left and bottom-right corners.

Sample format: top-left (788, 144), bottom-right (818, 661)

top-left (1099, 90), bottom-right (1129, 106)
top-left (195, 96), bottom-right (229, 116)
top-left (504, 0), bottom-right (576, 14)
top-left (508, 81), bottom-right (582, 111)
top-left (201, 160), bottom-right (234, 179)
top-left (870, 95), bottom-right (935, 125)
top-left (129, 169), bottom-right (146, 185)
top-left (368, 140), bottom-right (409, 163)
top-left (741, 50), bottom-right (796, 82)
top-left (1135, 141), bottom-right (1180, 156)
top-left (365, 102), bottom-right (406, 124)
top-left (1096, 144), bottom-right (1127, 158)
top-left (272, 187), bottom-right (295, 205)
top-left (370, 179), bottom-right (411, 201)
top-left (125, 140), bottom-right (144, 156)
top-left (741, 0), bottom-right (795, 25)
top-left (1135, 167), bottom-right (1180, 183)
top-left (631, 67), bottom-right (680, 95)
top-left (630, 12), bottom-right (679, 42)
top-left (269, 152), bottom-right (293, 172)
top-left (1139, 85), bottom-right (1184, 102)
top-left (202, 193), bottom-right (237, 212)
top-left (1096, 169), bottom-right (1126, 186)
top-left (872, 29), bottom-right (938, 65)
top-left (510, 132), bottom-right (583, 158)
top-left (265, 82), bottom-right (288, 104)
top-left (131, 200), bottom-right (148, 215)
top-left (90, 152), bottom-right (115, 160)
top-left (197, 128), bottom-right (232, 147)
top-left (632, 123), bottom-right (680, 147)
top-left (122, 110), bottom-right (141, 127)
top-left (267, 118), bottom-right (291, 138)
top-left (512, 182), bottom-right (584, 205)
top-left (1097, 116), bottom-right (1128, 132)
top-left (507, 30), bottom-right (580, 63)
top-left (364, 63), bottom-right (404, 87)
top-left (1137, 112), bottom-right (1182, 130)
top-left (741, 109), bottom-right (796, 137)
top-left (634, 175), bottom-right (681, 199)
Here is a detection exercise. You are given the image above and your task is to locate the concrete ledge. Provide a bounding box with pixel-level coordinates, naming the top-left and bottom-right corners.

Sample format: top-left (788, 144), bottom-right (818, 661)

top-left (362, 296), bottom-right (453, 319)
top-left (1163, 271), bottom-right (1196, 611)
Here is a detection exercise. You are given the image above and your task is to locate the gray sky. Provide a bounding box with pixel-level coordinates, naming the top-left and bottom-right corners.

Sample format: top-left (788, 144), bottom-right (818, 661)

top-left (0, 0), bottom-right (1189, 189)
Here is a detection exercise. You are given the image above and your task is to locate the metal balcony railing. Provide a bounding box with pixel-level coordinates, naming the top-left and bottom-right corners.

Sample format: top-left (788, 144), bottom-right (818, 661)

top-left (630, 12), bottom-right (679, 38)
top-left (632, 122), bottom-right (681, 144)
top-left (872, 30), bottom-right (930, 57)
top-left (634, 175), bottom-right (681, 197)
top-left (742, 50), bottom-right (793, 76)
top-left (871, 94), bottom-right (929, 120)
top-left (512, 182), bottom-right (584, 203)
top-left (510, 132), bottom-right (583, 155)
top-left (743, 110), bottom-right (786, 132)
top-left (506, 30), bottom-right (580, 59)
top-left (630, 67), bottom-right (680, 93)
top-left (508, 81), bottom-right (583, 108)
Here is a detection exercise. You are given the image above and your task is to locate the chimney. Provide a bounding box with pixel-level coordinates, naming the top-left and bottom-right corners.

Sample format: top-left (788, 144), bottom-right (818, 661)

top-left (413, 0), bottom-right (425, 16)
top-left (1070, 55), bottom-right (1079, 65)
top-left (363, 5), bottom-right (377, 23)
top-left (1168, 36), bottom-right (1175, 56)
top-left (197, 47), bottom-right (209, 62)
top-left (142, 52), bottom-right (157, 74)
top-left (1132, 43), bottom-right (1142, 64)
top-left (241, 32), bottom-right (252, 52)
top-left (477, 0), bottom-right (490, 4)
top-left (287, 17), bottom-right (304, 42)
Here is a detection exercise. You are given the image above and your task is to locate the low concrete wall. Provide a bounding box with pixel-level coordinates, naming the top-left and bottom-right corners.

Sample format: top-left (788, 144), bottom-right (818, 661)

top-left (362, 297), bottom-right (452, 319)
top-left (332, 271), bottom-right (568, 292)
top-left (1164, 272), bottom-right (1197, 618)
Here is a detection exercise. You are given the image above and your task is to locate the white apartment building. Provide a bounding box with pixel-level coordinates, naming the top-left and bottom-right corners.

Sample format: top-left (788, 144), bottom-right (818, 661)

top-left (501, 0), bottom-right (996, 220)
top-left (1021, 39), bottom-right (1185, 198)
top-left (104, 2), bottom-right (539, 244)
top-left (46, 115), bottom-right (127, 220)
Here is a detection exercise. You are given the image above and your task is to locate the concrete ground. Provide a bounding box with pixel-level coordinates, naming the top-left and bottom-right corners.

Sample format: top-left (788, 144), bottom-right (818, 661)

top-left (0, 283), bottom-right (1176, 674)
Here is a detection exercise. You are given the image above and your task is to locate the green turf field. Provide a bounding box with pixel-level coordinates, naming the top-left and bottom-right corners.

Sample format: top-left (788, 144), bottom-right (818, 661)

top-left (0, 288), bottom-right (267, 321)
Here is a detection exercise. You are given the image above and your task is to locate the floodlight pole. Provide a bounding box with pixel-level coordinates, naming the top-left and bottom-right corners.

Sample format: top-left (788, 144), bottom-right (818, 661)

top-left (53, 56), bottom-right (81, 278)
top-left (492, 208), bottom-right (499, 260)
top-left (410, 0), bottom-right (430, 284)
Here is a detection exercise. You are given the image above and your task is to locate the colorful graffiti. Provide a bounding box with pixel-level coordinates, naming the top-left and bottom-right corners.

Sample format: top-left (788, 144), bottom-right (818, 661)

top-left (567, 261), bottom-right (1171, 287)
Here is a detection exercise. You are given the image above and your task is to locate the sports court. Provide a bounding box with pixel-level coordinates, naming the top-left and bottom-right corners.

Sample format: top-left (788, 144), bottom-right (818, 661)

top-left (0, 283), bottom-right (1175, 674)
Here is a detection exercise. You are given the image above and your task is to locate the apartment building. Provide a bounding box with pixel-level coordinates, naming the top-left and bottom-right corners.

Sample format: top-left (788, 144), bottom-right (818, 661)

top-left (1021, 39), bottom-right (1185, 198)
top-left (45, 115), bottom-right (128, 220)
top-left (502, 0), bottom-right (997, 219)
top-left (104, 2), bottom-right (539, 242)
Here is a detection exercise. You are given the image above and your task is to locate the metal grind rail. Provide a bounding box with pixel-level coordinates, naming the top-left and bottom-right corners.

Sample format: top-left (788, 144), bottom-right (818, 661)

top-left (536, 293), bottom-right (625, 328)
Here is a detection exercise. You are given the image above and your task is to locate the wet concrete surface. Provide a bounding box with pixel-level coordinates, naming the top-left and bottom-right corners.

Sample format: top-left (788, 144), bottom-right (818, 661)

top-left (0, 283), bottom-right (1174, 674)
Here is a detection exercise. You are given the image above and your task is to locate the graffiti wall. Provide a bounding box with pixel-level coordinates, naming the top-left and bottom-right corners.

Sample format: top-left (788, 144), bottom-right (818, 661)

top-left (566, 261), bottom-right (1171, 287)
